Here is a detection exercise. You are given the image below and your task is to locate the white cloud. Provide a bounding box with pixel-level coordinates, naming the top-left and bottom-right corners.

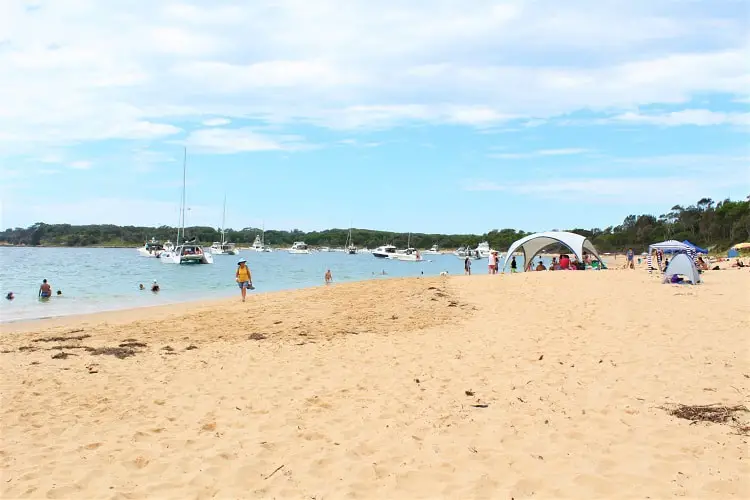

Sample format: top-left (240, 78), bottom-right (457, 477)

top-left (69, 160), bottom-right (92, 170)
top-left (0, 0), bottom-right (747, 152)
top-left (613, 109), bottom-right (750, 126)
top-left (184, 128), bottom-right (310, 154)
top-left (464, 175), bottom-right (745, 204)
top-left (202, 118), bottom-right (232, 127)
top-left (490, 148), bottom-right (590, 159)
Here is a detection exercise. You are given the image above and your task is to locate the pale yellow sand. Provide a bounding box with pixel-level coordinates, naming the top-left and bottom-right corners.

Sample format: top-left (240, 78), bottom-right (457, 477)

top-left (1, 271), bottom-right (749, 499)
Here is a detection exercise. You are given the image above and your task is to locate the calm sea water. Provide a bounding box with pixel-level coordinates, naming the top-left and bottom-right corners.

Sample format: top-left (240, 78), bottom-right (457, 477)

top-left (0, 248), bottom-right (522, 323)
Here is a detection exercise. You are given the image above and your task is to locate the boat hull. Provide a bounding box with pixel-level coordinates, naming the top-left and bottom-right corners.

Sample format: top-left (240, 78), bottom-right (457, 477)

top-left (160, 251), bottom-right (214, 264)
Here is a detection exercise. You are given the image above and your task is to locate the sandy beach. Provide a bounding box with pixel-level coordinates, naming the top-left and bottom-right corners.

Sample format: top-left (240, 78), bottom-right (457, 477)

top-left (1, 269), bottom-right (749, 499)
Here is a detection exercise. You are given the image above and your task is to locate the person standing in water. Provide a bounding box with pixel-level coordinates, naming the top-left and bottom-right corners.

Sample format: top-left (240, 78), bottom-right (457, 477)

top-left (38, 279), bottom-right (52, 299)
top-left (236, 259), bottom-right (253, 302)
top-left (324, 269), bottom-right (332, 284)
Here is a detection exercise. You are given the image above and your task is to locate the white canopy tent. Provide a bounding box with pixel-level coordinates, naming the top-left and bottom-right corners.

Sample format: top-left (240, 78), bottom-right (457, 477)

top-left (500, 231), bottom-right (604, 272)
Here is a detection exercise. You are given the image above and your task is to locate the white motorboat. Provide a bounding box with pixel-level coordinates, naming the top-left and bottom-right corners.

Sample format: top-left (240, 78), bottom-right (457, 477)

top-left (372, 244), bottom-right (397, 258)
top-left (422, 244), bottom-right (440, 255)
top-left (319, 246), bottom-right (332, 252)
top-left (454, 246), bottom-right (481, 259)
top-left (249, 234), bottom-right (272, 252)
top-left (289, 241), bottom-right (310, 254)
top-left (209, 196), bottom-right (239, 255)
top-left (161, 148), bottom-right (213, 265)
top-left (163, 240), bottom-right (174, 253)
top-left (390, 248), bottom-right (424, 262)
top-left (138, 238), bottom-right (165, 257)
top-left (474, 241), bottom-right (493, 258)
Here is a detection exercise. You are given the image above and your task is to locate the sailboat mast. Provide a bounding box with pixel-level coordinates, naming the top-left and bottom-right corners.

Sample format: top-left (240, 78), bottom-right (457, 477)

top-left (178, 147), bottom-right (187, 246)
top-left (221, 195), bottom-right (227, 245)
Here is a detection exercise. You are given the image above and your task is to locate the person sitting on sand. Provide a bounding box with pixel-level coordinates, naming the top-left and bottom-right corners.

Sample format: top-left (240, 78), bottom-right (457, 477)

top-left (236, 259), bottom-right (253, 302)
top-left (696, 256), bottom-right (708, 271)
top-left (38, 279), bottom-right (52, 299)
top-left (559, 254), bottom-right (570, 270)
top-left (151, 280), bottom-right (160, 292)
top-left (549, 257), bottom-right (558, 270)
top-left (535, 260), bottom-right (546, 271)
top-left (324, 269), bottom-right (332, 284)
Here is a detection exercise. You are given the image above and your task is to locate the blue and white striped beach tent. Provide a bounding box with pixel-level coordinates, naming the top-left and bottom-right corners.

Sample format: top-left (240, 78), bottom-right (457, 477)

top-left (647, 240), bottom-right (696, 273)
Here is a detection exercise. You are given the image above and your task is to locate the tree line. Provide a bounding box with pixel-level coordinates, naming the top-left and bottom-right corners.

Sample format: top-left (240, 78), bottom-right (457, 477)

top-left (1, 197), bottom-right (747, 253)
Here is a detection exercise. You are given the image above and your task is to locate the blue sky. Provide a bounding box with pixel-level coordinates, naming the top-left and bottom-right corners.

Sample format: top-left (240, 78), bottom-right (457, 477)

top-left (1, 0), bottom-right (748, 234)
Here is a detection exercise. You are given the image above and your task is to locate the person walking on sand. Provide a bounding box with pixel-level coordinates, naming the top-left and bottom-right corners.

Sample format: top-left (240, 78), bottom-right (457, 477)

top-left (324, 269), bottom-right (332, 284)
top-left (510, 256), bottom-right (517, 273)
top-left (627, 248), bottom-right (634, 269)
top-left (38, 279), bottom-right (52, 299)
top-left (236, 258), bottom-right (253, 302)
top-left (464, 256), bottom-right (472, 275)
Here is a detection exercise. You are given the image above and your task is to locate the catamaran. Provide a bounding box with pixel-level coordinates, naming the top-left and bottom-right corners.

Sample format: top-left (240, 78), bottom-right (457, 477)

top-left (209, 196), bottom-right (239, 256)
top-left (160, 148), bottom-right (214, 265)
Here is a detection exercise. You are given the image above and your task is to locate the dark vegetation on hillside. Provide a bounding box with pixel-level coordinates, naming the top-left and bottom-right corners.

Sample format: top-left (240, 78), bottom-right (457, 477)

top-left (1, 197), bottom-right (748, 252)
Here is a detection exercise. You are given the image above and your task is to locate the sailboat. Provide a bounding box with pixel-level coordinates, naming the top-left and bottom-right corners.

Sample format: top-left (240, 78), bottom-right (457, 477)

top-left (390, 233), bottom-right (423, 262)
top-left (209, 195), bottom-right (239, 255)
top-left (345, 225), bottom-right (357, 254)
top-left (160, 148), bottom-right (214, 265)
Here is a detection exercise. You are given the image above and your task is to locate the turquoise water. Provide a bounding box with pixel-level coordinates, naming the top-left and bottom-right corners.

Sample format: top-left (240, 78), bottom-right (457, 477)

top-left (0, 248), bottom-right (509, 322)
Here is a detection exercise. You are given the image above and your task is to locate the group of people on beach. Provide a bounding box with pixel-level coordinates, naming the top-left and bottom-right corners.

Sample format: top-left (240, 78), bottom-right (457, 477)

top-left (462, 252), bottom-right (593, 275)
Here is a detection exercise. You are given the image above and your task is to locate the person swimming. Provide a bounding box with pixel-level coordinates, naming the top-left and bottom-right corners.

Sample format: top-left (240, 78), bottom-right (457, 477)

top-left (5, 292), bottom-right (14, 300)
top-left (39, 279), bottom-right (52, 299)
top-left (151, 280), bottom-right (160, 292)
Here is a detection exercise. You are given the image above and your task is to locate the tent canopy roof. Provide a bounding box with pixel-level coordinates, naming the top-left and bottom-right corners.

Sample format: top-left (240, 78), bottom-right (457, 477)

top-left (682, 240), bottom-right (708, 254)
top-left (649, 240), bottom-right (693, 253)
top-left (501, 231), bottom-right (602, 271)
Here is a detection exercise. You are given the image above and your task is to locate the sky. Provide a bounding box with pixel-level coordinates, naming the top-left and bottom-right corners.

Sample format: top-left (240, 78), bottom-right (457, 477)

top-left (0, 0), bottom-right (749, 234)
